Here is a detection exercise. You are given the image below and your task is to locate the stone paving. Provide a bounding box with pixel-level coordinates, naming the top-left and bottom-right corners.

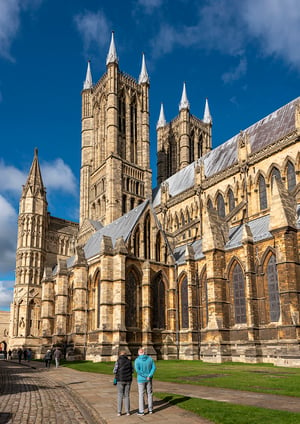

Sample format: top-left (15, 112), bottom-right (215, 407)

top-left (1, 359), bottom-right (300, 424)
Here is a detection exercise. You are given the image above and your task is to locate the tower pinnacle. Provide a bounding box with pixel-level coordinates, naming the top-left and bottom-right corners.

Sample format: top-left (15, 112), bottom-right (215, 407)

top-left (156, 103), bottom-right (167, 129)
top-left (203, 98), bottom-right (212, 124)
top-left (83, 60), bottom-right (93, 89)
top-left (106, 31), bottom-right (118, 65)
top-left (179, 82), bottom-right (190, 111)
top-left (138, 53), bottom-right (149, 84)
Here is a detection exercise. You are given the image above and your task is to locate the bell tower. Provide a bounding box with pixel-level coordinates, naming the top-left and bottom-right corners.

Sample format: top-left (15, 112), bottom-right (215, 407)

top-left (80, 32), bottom-right (152, 227)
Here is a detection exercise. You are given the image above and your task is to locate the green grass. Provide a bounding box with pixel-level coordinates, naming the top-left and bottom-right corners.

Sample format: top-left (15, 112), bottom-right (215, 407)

top-left (62, 360), bottom-right (300, 423)
top-left (154, 393), bottom-right (300, 424)
top-left (63, 359), bottom-right (300, 397)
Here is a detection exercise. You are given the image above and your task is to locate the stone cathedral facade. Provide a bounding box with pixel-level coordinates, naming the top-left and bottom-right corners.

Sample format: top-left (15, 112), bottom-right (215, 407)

top-left (9, 34), bottom-right (300, 366)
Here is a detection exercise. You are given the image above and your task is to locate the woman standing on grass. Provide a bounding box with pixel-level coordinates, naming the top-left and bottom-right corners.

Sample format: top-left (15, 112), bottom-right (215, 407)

top-left (113, 351), bottom-right (133, 416)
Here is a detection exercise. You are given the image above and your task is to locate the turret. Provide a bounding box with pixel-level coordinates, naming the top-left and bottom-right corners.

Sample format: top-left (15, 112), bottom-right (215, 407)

top-left (179, 82), bottom-right (190, 169)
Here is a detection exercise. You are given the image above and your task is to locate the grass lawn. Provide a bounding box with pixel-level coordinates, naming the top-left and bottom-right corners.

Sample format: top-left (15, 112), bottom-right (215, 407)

top-left (63, 359), bottom-right (300, 397)
top-left (62, 360), bottom-right (300, 424)
top-left (154, 393), bottom-right (300, 424)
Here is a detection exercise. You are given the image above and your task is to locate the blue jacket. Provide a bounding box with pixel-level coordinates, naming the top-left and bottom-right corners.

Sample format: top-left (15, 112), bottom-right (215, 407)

top-left (134, 354), bottom-right (156, 383)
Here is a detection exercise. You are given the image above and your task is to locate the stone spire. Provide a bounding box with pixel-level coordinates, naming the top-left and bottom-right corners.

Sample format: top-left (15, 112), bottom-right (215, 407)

top-left (106, 31), bottom-right (118, 65)
top-left (138, 53), bottom-right (149, 84)
top-left (179, 82), bottom-right (190, 111)
top-left (83, 60), bottom-right (93, 89)
top-left (203, 98), bottom-right (212, 124)
top-left (24, 148), bottom-right (45, 194)
top-left (156, 103), bottom-right (167, 129)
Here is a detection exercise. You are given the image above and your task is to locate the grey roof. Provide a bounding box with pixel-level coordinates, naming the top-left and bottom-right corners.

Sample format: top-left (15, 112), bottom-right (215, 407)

top-left (225, 215), bottom-right (272, 250)
top-left (153, 97), bottom-right (299, 205)
top-left (173, 239), bottom-right (204, 265)
top-left (84, 200), bottom-right (148, 259)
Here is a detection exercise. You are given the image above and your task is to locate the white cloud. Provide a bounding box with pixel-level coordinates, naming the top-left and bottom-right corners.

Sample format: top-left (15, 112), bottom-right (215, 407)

top-left (150, 0), bottom-right (300, 77)
top-left (241, 0), bottom-right (300, 69)
top-left (222, 58), bottom-right (247, 84)
top-left (0, 195), bottom-right (18, 274)
top-left (0, 280), bottom-right (14, 310)
top-left (0, 160), bottom-right (27, 193)
top-left (41, 158), bottom-right (77, 195)
top-left (74, 10), bottom-right (110, 53)
top-left (0, 0), bottom-right (43, 61)
top-left (136, 0), bottom-right (163, 13)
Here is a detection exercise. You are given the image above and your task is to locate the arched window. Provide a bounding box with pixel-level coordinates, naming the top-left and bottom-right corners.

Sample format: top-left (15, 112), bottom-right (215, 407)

top-left (118, 90), bottom-right (126, 157)
top-left (180, 276), bottom-right (189, 329)
top-left (122, 195), bottom-right (127, 214)
top-left (152, 274), bottom-right (165, 329)
top-left (271, 167), bottom-right (281, 183)
top-left (144, 214), bottom-right (151, 259)
top-left (189, 131), bottom-right (194, 163)
top-left (130, 96), bottom-right (137, 163)
top-left (258, 174), bottom-right (267, 210)
top-left (228, 189), bottom-right (235, 212)
top-left (133, 227), bottom-right (140, 257)
top-left (200, 271), bottom-right (208, 328)
top-left (207, 198), bottom-right (213, 210)
top-left (232, 263), bottom-right (246, 324)
top-left (267, 254), bottom-right (280, 322)
top-left (287, 161), bottom-right (296, 192)
top-left (125, 270), bottom-right (138, 328)
top-left (155, 232), bottom-right (161, 262)
top-left (217, 193), bottom-right (225, 218)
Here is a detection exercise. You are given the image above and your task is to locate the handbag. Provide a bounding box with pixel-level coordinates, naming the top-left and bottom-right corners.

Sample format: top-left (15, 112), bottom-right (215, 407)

top-left (113, 378), bottom-right (117, 385)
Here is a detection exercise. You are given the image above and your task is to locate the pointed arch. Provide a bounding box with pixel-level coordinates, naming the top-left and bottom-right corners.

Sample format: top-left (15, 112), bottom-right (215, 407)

top-left (144, 213), bottom-right (151, 259)
top-left (258, 173), bottom-right (268, 210)
top-left (125, 267), bottom-right (141, 328)
top-left (199, 266), bottom-right (208, 328)
top-left (179, 273), bottom-right (189, 329)
top-left (264, 253), bottom-right (280, 322)
top-left (227, 188), bottom-right (235, 212)
top-left (152, 272), bottom-right (166, 329)
top-left (216, 192), bottom-right (225, 218)
top-left (286, 160), bottom-right (296, 192)
top-left (133, 225), bottom-right (140, 257)
top-left (230, 261), bottom-right (246, 324)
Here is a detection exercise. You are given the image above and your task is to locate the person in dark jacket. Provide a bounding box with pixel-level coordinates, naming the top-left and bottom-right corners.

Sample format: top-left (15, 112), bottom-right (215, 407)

top-left (113, 351), bottom-right (133, 416)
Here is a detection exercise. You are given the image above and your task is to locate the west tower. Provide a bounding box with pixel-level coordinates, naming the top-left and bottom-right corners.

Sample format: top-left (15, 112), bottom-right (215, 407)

top-left (80, 33), bottom-right (152, 227)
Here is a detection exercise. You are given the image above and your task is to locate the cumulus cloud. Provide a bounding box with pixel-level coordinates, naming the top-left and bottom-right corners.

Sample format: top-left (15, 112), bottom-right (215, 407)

top-left (222, 58), bottom-right (247, 84)
top-left (0, 160), bottom-right (27, 193)
top-left (41, 158), bottom-right (77, 195)
top-left (0, 280), bottom-right (14, 310)
top-left (136, 0), bottom-right (163, 13)
top-left (0, 195), bottom-right (18, 274)
top-left (74, 10), bottom-right (110, 53)
top-left (150, 0), bottom-right (300, 77)
top-left (0, 0), bottom-right (43, 61)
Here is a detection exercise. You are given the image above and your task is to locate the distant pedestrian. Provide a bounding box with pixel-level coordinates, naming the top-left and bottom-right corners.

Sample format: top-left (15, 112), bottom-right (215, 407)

top-left (44, 349), bottom-right (52, 368)
top-left (17, 348), bottom-right (22, 363)
top-left (134, 348), bottom-right (156, 416)
top-left (23, 349), bottom-right (27, 361)
top-left (8, 349), bottom-right (12, 360)
top-left (113, 351), bottom-right (133, 416)
top-left (27, 349), bottom-right (32, 362)
top-left (53, 348), bottom-right (62, 368)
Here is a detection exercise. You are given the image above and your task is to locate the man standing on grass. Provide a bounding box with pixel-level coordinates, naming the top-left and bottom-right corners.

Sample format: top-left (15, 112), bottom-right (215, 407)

top-left (134, 347), bottom-right (156, 416)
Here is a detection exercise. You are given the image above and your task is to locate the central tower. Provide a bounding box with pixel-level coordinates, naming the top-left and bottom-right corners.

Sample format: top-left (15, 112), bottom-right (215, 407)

top-left (80, 33), bottom-right (152, 226)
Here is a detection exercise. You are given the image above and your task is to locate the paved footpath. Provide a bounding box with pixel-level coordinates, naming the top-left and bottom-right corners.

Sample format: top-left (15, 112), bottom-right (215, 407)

top-left (1, 360), bottom-right (300, 424)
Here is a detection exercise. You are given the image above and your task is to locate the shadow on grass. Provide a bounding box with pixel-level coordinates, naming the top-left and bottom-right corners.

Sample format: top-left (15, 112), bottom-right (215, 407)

top-left (153, 394), bottom-right (191, 413)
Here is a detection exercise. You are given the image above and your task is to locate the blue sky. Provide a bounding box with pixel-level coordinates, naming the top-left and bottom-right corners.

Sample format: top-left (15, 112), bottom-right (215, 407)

top-left (1, 0), bottom-right (300, 311)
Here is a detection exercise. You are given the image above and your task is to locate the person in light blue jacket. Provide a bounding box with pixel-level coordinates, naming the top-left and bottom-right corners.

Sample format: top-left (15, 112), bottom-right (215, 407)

top-left (134, 347), bottom-right (156, 415)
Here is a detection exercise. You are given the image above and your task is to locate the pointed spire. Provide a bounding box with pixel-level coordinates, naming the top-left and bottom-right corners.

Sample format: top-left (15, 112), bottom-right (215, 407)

top-left (106, 31), bottom-right (118, 65)
top-left (203, 98), bottom-right (212, 124)
top-left (179, 82), bottom-right (190, 111)
top-left (138, 53), bottom-right (149, 84)
top-left (83, 60), bottom-right (93, 89)
top-left (24, 148), bottom-right (44, 192)
top-left (156, 103), bottom-right (167, 129)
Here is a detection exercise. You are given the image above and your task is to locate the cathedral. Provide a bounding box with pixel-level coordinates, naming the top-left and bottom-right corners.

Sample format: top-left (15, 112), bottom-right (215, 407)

top-left (9, 33), bottom-right (300, 366)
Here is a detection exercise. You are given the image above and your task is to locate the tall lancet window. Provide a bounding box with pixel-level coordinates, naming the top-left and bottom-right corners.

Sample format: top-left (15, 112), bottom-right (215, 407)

top-left (118, 90), bottom-right (126, 157)
top-left (144, 214), bottom-right (151, 259)
top-left (267, 254), bottom-right (280, 322)
top-left (189, 130), bottom-right (195, 163)
top-left (152, 273), bottom-right (165, 329)
top-left (287, 161), bottom-right (296, 192)
top-left (130, 96), bottom-right (137, 163)
top-left (125, 270), bottom-right (138, 328)
top-left (258, 174), bottom-right (267, 210)
top-left (228, 189), bottom-right (235, 212)
top-left (180, 276), bottom-right (189, 329)
top-left (217, 193), bottom-right (225, 218)
top-left (232, 263), bottom-right (246, 324)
